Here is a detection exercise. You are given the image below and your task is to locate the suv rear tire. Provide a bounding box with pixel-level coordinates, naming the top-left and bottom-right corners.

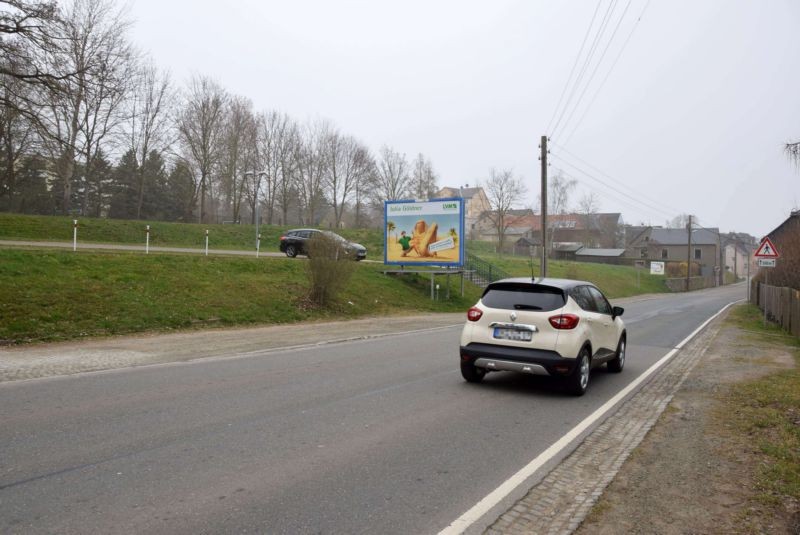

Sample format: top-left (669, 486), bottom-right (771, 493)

top-left (285, 245), bottom-right (297, 258)
top-left (460, 361), bottom-right (486, 383)
top-left (567, 348), bottom-right (591, 396)
top-left (607, 336), bottom-right (626, 373)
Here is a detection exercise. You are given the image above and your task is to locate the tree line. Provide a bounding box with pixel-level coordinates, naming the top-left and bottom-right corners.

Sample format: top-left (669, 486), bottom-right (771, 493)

top-left (0, 0), bottom-right (439, 227)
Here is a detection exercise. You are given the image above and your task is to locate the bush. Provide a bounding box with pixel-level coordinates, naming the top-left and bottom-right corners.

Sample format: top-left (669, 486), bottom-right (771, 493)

top-left (306, 232), bottom-right (356, 306)
top-left (665, 261), bottom-right (701, 278)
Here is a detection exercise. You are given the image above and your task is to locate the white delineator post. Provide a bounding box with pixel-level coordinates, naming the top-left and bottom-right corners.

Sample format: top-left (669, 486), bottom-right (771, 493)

top-left (72, 220), bottom-right (77, 251)
top-left (145, 225), bottom-right (150, 254)
top-left (205, 229), bottom-right (209, 256)
top-left (256, 233), bottom-right (261, 258)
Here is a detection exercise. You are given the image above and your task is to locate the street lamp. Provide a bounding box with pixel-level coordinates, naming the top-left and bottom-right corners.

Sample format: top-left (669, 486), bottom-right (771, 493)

top-left (244, 170), bottom-right (267, 249)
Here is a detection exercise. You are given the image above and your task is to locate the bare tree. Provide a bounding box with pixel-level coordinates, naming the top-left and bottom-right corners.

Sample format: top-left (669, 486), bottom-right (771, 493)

top-left (787, 141), bottom-right (800, 166)
top-left (0, 1), bottom-right (81, 129)
top-left (0, 75), bottom-right (36, 201)
top-left (175, 75), bottom-right (227, 223)
top-left (409, 152), bottom-right (438, 199)
top-left (577, 191), bottom-right (600, 246)
top-left (324, 130), bottom-right (371, 228)
top-left (667, 213), bottom-right (697, 229)
top-left (372, 145), bottom-right (410, 202)
top-left (126, 60), bottom-right (173, 219)
top-left (548, 171), bottom-right (576, 215)
top-left (483, 168), bottom-right (527, 254)
top-left (34, 0), bottom-right (134, 214)
top-left (218, 94), bottom-right (254, 223)
top-left (295, 119), bottom-right (330, 226)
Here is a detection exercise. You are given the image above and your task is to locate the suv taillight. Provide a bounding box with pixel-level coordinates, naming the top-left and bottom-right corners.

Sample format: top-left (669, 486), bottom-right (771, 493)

top-left (549, 313), bottom-right (579, 329)
top-left (467, 307), bottom-right (483, 322)
top-left (279, 235), bottom-right (286, 241)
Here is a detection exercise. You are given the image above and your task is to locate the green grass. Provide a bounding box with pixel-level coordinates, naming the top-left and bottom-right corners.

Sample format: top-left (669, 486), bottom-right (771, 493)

top-left (0, 249), bottom-right (481, 344)
top-left (720, 305), bottom-right (800, 507)
top-left (463, 250), bottom-right (668, 298)
top-left (0, 213), bottom-right (675, 344)
top-left (0, 212), bottom-right (385, 259)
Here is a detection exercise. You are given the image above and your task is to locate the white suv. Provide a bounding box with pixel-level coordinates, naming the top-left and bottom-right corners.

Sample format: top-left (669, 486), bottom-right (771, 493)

top-left (459, 278), bottom-right (626, 396)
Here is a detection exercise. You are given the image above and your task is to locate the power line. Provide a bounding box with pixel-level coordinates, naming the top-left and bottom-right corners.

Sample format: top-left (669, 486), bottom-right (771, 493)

top-left (556, 168), bottom-right (669, 224)
top-left (551, 141), bottom-right (684, 215)
top-left (550, 0), bottom-right (618, 138)
top-left (555, 0), bottom-right (634, 141)
top-left (563, 0), bottom-right (652, 145)
top-left (545, 0), bottom-right (604, 135)
top-left (551, 153), bottom-right (678, 220)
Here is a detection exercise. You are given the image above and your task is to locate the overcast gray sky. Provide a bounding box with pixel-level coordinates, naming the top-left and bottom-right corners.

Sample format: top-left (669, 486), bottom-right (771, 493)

top-left (128, 0), bottom-right (799, 237)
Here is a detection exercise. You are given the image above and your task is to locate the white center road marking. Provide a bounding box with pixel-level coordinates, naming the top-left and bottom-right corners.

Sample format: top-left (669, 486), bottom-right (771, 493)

top-left (439, 300), bottom-right (743, 534)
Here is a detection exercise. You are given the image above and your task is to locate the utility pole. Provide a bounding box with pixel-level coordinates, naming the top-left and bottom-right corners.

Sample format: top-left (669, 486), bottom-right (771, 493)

top-left (686, 215), bottom-right (692, 291)
top-left (540, 135), bottom-right (548, 278)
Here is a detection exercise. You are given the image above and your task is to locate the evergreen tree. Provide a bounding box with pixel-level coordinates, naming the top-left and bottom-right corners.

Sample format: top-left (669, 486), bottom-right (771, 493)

top-left (108, 150), bottom-right (139, 219)
top-left (166, 161), bottom-right (195, 221)
top-left (140, 150), bottom-right (169, 220)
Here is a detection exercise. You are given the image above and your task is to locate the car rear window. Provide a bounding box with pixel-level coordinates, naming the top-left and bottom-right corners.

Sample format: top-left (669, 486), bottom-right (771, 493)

top-left (481, 283), bottom-right (566, 312)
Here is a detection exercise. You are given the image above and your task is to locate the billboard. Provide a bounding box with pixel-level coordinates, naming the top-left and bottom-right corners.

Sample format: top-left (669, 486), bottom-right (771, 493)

top-left (384, 198), bottom-right (465, 267)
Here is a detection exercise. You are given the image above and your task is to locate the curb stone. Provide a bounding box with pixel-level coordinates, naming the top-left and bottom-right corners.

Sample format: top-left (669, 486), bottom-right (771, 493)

top-left (485, 312), bottom-right (725, 534)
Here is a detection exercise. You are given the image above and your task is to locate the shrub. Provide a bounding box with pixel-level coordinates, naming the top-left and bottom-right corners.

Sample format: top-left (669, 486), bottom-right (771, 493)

top-left (306, 232), bottom-right (356, 306)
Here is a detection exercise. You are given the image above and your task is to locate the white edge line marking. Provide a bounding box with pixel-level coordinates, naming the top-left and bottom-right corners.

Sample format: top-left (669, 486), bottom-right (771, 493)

top-left (439, 299), bottom-right (743, 535)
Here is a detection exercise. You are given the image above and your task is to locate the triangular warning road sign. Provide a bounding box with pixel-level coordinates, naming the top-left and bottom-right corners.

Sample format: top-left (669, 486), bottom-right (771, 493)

top-left (754, 237), bottom-right (780, 258)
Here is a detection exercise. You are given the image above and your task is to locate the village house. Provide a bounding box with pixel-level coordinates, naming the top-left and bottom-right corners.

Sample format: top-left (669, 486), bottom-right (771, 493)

top-left (434, 186), bottom-right (491, 238)
top-left (627, 227), bottom-right (721, 279)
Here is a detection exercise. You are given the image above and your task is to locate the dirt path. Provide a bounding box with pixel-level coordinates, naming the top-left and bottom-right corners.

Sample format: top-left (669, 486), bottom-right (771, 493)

top-left (576, 310), bottom-right (799, 534)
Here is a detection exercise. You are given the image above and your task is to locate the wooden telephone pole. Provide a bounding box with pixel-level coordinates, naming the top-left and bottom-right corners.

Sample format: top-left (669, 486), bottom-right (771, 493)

top-left (540, 136), bottom-right (548, 278)
top-left (686, 215), bottom-right (692, 291)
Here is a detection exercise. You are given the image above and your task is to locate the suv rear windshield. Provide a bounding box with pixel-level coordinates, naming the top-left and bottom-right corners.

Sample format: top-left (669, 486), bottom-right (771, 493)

top-left (481, 283), bottom-right (566, 312)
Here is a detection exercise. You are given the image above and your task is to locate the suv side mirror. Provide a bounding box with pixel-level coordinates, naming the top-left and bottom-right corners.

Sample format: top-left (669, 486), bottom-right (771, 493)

top-left (612, 306), bottom-right (624, 319)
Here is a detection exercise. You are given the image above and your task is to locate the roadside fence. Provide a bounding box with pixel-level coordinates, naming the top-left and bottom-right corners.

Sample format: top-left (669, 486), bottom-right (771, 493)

top-left (751, 281), bottom-right (800, 337)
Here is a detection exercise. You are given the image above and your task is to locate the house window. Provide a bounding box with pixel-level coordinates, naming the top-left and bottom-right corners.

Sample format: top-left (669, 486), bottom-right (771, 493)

top-left (640, 249), bottom-right (647, 258)
top-left (694, 248), bottom-right (702, 260)
top-left (661, 249), bottom-right (668, 259)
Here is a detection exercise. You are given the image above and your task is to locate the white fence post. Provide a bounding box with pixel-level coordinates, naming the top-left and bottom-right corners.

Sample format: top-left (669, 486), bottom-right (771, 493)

top-left (205, 229), bottom-right (209, 256)
top-left (256, 233), bottom-right (261, 258)
top-left (72, 220), bottom-right (77, 251)
top-left (145, 225), bottom-right (150, 254)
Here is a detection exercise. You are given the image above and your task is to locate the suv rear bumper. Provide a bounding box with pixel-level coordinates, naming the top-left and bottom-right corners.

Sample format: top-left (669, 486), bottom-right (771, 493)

top-left (460, 343), bottom-right (579, 376)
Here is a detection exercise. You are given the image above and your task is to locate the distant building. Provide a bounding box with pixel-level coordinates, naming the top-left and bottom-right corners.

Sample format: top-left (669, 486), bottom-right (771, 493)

top-left (434, 186), bottom-right (491, 238)
top-left (627, 227), bottom-right (721, 278)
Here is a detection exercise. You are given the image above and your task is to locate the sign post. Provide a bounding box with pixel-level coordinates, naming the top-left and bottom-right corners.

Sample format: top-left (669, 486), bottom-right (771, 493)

top-left (754, 238), bottom-right (780, 326)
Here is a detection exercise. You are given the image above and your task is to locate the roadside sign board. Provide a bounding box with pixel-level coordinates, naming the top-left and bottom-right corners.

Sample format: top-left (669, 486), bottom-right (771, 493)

top-left (384, 198), bottom-right (465, 267)
top-left (754, 237), bottom-right (779, 258)
top-left (757, 258), bottom-right (776, 268)
top-left (649, 261), bottom-right (665, 275)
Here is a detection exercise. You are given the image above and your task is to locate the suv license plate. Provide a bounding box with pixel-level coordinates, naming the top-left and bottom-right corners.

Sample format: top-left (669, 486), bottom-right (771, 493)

top-left (493, 328), bottom-right (533, 342)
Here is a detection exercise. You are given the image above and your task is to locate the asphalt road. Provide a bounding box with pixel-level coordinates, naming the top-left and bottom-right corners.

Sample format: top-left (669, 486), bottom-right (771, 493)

top-left (0, 284), bottom-right (745, 534)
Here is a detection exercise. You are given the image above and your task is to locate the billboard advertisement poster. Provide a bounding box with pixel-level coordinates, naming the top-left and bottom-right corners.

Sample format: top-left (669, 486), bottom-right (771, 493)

top-left (384, 198), bottom-right (465, 267)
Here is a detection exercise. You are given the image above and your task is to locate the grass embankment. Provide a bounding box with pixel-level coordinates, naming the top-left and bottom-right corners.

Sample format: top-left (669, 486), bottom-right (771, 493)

top-left (0, 214), bottom-right (671, 344)
top-left (0, 249), bottom-right (481, 344)
top-left (720, 305), bottom-right (800, 512)
top-left (464, 250), bottom-right (668, 298)
top-left (0, 212), bottom-right (385, 258)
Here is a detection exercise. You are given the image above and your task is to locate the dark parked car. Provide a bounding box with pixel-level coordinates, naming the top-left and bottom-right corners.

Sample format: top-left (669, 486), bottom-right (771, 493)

top-left (279, 229), bottom-right (367, 260)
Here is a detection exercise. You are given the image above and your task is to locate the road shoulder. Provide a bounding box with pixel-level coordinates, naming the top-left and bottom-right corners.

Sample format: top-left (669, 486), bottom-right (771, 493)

top-left (576, 304), bottom-right (799, 534)
top-left (0, 313), bottom-right (463, 383)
